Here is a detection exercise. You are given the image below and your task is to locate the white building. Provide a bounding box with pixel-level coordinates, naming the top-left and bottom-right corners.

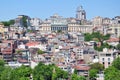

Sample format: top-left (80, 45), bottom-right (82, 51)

top-left (30, 18), bottom-right (42, 30)
top-left (99, 48), bottom-right (115, 68)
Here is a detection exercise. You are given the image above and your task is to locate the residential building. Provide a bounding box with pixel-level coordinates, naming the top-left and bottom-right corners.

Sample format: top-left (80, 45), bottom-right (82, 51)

top-left (92, 16), bottom-right (103, 28)
top-left (99, 48), bottom-right (115, 68)
top-left (0, 23), bottom-right (5, 33)
top-left (0, 40), bottom-right (14, 62)
top-left (110, 24), bottom-right (120, 37)
top-left (30, 18), bottom-right (42, 30)
top-left (74, 64), bottom-right (90, 77)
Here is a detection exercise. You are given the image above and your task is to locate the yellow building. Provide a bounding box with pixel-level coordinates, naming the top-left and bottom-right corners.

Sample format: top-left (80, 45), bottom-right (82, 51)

top-left (40, 22), bottom-right (51, 32)
top-left (0, 23), bottom-right (5, 33)
top-left (110, 24), bottom-right (120, 37)
top-left (68, 23), bottom-right (93, 33)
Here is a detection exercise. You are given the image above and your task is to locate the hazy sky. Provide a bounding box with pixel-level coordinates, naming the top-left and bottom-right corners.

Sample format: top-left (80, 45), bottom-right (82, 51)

top-left (0, 0), bottom-right (120, 21)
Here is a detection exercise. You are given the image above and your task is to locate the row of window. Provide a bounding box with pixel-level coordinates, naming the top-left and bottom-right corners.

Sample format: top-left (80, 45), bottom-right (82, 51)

top-left (51, 27), bottom-right (68, 31)
top-left (102, 58), bottom-right (111, 62)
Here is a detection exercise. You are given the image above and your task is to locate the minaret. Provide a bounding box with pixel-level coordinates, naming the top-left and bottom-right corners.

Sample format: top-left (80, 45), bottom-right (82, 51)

top-left (76, 5), bottom-right (86, 20)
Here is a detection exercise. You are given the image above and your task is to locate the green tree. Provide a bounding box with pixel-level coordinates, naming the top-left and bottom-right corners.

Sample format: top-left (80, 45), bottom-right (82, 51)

top-left (33, 62), bottom-right (68, 80)
top-left (33, 62), bottom-right (53, 80)
top-left (22, 16), bottom-right (28, 28)
top-left (84, 33), bottom-right (93, 41)
top-left (37, 49), bottom-right (44, 54)
top-left (112, 57), bottom-right (120, 70)
top-left (19, 77), bottom-right (29, 80)
top-left (0, 60), bottom-right (5, 78)
top-left (9, 20), bottom-right (15, 25)
top-left (90, 62), bottom-right (104, 71)
top-left (84, 32), bottom-right (110, 45)
top-left (0, 67), bottom-right (12, 80)
top-left (116, 43), bottom-right (120, 50)
top-left (74, 69), bottom-right (78, 74)
top-left (89, 69), bottom-right (98, 80)
top-left (57, 30), bottom-right (62, 33)
top-left (71, 73), bottom-right (86, 80)
top-left (9, 65), bottom-right (32, 80)
top-left (0, 60), bottom-right (5, 66)
top-left (94, 42), bottom-right (112, 51)
top-left (92, 32), bottom-right (110, 46)
top-left (104, 66), bottom-right (120, 80)
top-left (1, 20), bottom-right (15, 26)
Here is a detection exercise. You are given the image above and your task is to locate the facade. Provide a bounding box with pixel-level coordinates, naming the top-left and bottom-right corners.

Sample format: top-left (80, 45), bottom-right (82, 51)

top-left (40, 22), bottom-right (51, 32)
top-left (30, 18), bottom-right (41, 26)
top-left (110, 24), bottom-right (120, 37)
top-left (50, 14), bottom-right (68, 32)
top-left (102, 17), bottom-right (111, 25)
top-left (30, 18), bottom-right (42, 30)
top-left (40, 14), bottom-right (92, 33)
top-left (74, 64), bottom-right (90, 77)
top-left (92, 16), bottom-right (103, 29)
top-left (68, 24), bottom-right (92, 33)
top-left (0, 23), bottom-right (5, 33)
top-left (99, 48), bottom-right (114, 68)
top-left (14, 15), bottom-right (31, 27)
top-left (1, 40), bottom-right (14, 62)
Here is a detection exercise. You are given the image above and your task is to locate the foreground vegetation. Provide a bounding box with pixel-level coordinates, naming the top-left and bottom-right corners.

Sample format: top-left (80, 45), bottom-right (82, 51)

top-left (0, 60), bottom-right (86, 80)
top-left (104, 57), bottom-right (120, 80)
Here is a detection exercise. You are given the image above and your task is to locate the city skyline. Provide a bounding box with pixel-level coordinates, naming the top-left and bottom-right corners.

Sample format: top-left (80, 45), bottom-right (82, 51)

top-left (0, 0), bottom-right (120, 21)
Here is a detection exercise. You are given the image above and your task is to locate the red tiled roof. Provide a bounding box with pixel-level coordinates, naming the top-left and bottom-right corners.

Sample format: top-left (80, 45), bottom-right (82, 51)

top-left (25, 42), bottom-right (40, 46)
top-left (106, 38), bottom-right (119, 42)
top-left (18, 58), bottom-right (28, 63)
top-left (2, 48), bottom-right (12, 54)
top-left (74, 65), bottom-right (90, 70)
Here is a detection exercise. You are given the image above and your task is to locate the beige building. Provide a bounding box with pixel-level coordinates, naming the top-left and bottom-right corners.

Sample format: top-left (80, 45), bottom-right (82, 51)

top-left (40, 22), bottom-right (51, 32)
top-left (109, 24), bottom-right (120, 37)
top-left (102, 18), bottom-right (111, 25)
top-left (40, 22), bottom-right (93, 33)
top-left (0, 23), bottom-right (5, 33)
top-left (68, 23), bottom-right (92, 33)
top-left (92, 16), bottom-right (103, 27)
top-left (99, 48), bottom-right (114, 68)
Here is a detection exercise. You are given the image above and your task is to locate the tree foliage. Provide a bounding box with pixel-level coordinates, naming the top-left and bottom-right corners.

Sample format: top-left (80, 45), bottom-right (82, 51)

top-left (1, 20), bottom-right (15, 26)
top-left (71, 73), bottom-right (86, 80)
top-left (116, 43), bottom-right (120, 50)
top-left (0, 60), bottom-right (32, 80)
top-left (22, 16), bottom-right (28, 28)
top-left (84, 32), bottom-right (112, 51)
top-left (84, 32), bottom-right (110, 45)
top-left (33, 62), bottom-right (69, 80)
top-left (37, 49), bottom-right (44, 54)
top-left (0, 67), bottom-right (12, 80)
top-left (9, 65), bottom-right (32, 80)
top-left (0, 60), bottom-right (88, 80)
top-left (84, 33), bottom-right (93, 41)
top-left (104, 66), bottom-right (120, 80)
top-left (104, 57), bottom-right (120, 80)
top-left (89, 63), bottom-right (104, 80)
top-left (112, 57), bottom-right (120, 70)
top-left (90, 62), bottom-right (104, 71)
top-left (89, 69), bottom-right (98, 80)
top-left (0, 60), bottom-right (5, 78)
top-left (94, 42), bottom-right (113, 51)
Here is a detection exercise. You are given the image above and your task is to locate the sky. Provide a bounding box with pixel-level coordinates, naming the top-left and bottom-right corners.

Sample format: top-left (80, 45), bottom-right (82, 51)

top-left (0, 0), bottom-right (120, 21)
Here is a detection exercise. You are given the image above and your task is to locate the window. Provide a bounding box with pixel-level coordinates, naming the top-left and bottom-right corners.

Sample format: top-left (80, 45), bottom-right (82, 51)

top-left (102, 58), bottom-right (104, 61)
top-left (115, 28), bottom-right (118, 35)
top-left (108, 62), bottom-right (110, 65)
top-left (106, 54), bottom-right (111, 56)
top-left (108, 58), bottom-right (110, 62)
